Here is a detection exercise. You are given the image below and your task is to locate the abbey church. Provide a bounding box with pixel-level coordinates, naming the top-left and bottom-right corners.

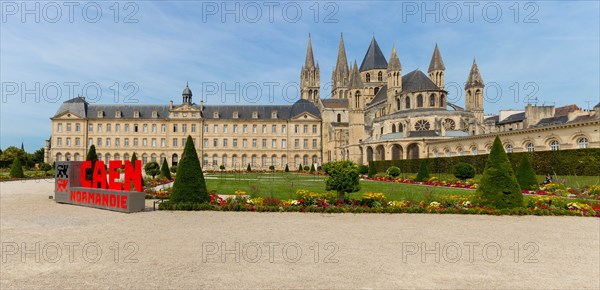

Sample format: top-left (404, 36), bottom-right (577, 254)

top-left (46, 35), bottom-right (600, 168)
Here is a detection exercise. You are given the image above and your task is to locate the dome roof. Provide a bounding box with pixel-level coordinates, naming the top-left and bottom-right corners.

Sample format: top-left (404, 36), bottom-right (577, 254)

top-left (182, 84), bottom-right (192, 96)
top-left (290, 99), bottom-right (321, 118)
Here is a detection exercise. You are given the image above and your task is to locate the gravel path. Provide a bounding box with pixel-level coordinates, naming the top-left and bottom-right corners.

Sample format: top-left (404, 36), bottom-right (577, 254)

top-left (1, 179), bottom-right (599, 289)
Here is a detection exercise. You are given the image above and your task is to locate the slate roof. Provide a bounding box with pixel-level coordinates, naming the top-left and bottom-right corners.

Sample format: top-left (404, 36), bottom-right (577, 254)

top-left (359, 37), bottom-right (388, 72)
top-left (321, 98), bottom-right (349, 109)
top-left (534, 115), bottom-right (569, 127)
top-left (497, 112), bottom-right (526, 124)
top-left (369, 85), bottom-right (388, 105)
top-left (484, 115), bottom-right (499, 124)
top-left (408, 130), bottom-right (439, 137)
top-left (402, 70), bottom-right (441, 93)
top-left (555, 104), bottom-right (580, 116)
top-left (53, 98), bottom-right (320, 120)
top-left (428, 44), bottom-right (445, 72)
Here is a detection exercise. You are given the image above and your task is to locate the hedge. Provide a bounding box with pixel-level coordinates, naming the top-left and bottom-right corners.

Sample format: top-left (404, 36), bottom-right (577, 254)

top-left (371, 148), bottom-right (600, 176)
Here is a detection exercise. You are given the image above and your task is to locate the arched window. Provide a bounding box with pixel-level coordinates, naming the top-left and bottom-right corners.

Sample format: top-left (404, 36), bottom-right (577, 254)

top-left (417, 95), bottom-right (423, 107)
top-left (440, 95), bottom-right (445, 107)
top-left (458, 148), bottom-right (464, 156)
top-left (526, 143), bottom-right (535, 152)
top-left (396, 98), bottom-right (401, 110)
top-left (203, 155), bottom-right (209, 166)
top-left (365, 73), bottom-right (370, 83)
top-left (355, 91), bottom-right (360, 108)
top-left (337, 114), bottom-right (341, 122)
top-left (212, 155), bottom-right (218, 166)
top-left (398, 123), bottom-right (403, 132)
top-left (405, 96), bottom-right (411, 109)
top-left (392, 124), bottom-right (396, 133)
top-left (578, 137), bottom-right (589, 149)
top-left (429, 94), bottom-right (436, 107)
top-left (550, 140), bottom-right (560, 151)
top-left (471, 147), bottom-right (478, 155)
top-left (142, 154), bottom-right (148, 165)
top-left (222, 155), bottom-right (228, 167)
top-left (374, 87), bottom-right (379, 95)
top-left (505, 144), bottom-right (513, 153)
top-left (377, 71), bottom-right (383, 81)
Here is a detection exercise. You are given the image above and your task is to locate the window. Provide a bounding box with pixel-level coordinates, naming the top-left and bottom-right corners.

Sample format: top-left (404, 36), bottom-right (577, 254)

top-left (505, 144), bottom-right (513, 153)
top-left (57, 137), bottom-right (63, 146)
top-left (143, 124), bottom-right (148, 133)
top-left (152, 111), bottom-right (157, 118)
top-left (414, 120), bottom-right (431, 131)
top-left (182, 124), bottom-right (187, 133)
top-left (252, 125), bottom-right (257, 133)
top-left (550, 140), bottom-right (560, 151)
top-left (429, 95), bottom-right (436, 107)
top-left (262, 125), bottom-right (267, 133)
top-left (213, 111), bottom-right (219, 118)
top-left (203, 155), bottom-right (208, 166)
top-left (97, 111), bottom-right (103, 118)
top-left (337, 114), bottom-right (341, 122)
top-left (223, 139), bottom-right (228, 148)
top-left (303, 139), bottom-right (308, 149)
top-left (115, 124), bottom-right (120, 132)
top-left (134, 124), bottom-right (138, 132)
top-left (312, 139), bottom-right (317, 149)
top-left (142, 138), bottom-right (147, 147)
top-left (405, 96), bottom-right (411, 109)
top-left (295, 125), bottom-right (299, 133)
top-left (233, 125), bottom-right (238, 133)
top-left (366, 73), bottom-right (370, 83)
top-left (252, 139), bottom-right (257, 148)
top-left (282, 139), bottom-right (287, 149)
top-left (294, 139), bottom-right (299, 148)
top-left (272, 139), bottom-right (277, 148)
top-left (161, 124), bottom-right (166, 132)
top-left (66, 138), bottom-right (72, 146)
top-left (213, 125), bottom-right (218, 133)
top-left (578, 138), bottom-right (589, 149)
top-left (66, 123), bottom-right (71, 132)
top-left (115, 111), bottom-right (121, 118)
top-left (125, 124), bottom-right (130, 132)
top-left (152, 138), bottom-right (157, 147)
top-left (173, 125), bottom-right (178, 132)
top-left (458, 148), bottom-right (464, 156)
top-left (282, 125), bottom-right (287, 133)
top-left (233, 112), bottom-right (239, 118)
top-left (261, 156), bottom-right (267, 167)
top-left (57, 123), bottom-right (63, 132)
top-left (75, 123), bottom-right (80, 132)
top-left (223, 125), bottom-right (228, 133)
top-left (105, 138), bottom-right (110, 147)
top-left (271, 111), bottom-right (277, 119)
top-left (213, 156), bottom-right (218, 166)
top-left (243, 139), bottom-right (248, 148)
top-left (173, 139), bottom-right (177, 147)
top-left (252, 156), bottom-right (257, 167)
top-left (213, 139), bottom-right (218, 147)
top-left (252, 112), bottom-right (258, 118)
top-left (204, 139), bottom-right (209, 148)
top-left (472, 147), bottom-right (478, 155)
top-left (152, 124), bottom-right (157, 133)
top-left (417, 95), bottom-right (423, 108)
top-left (303, 156), bottom-right (309, 166)
top-left (355, 91), bottom-right (360, 108)
top-left (88, 124), bottom-right (93, 132)
top-left (191, 124), bottom-right (196, 133)
top-left (526, 143), bottom-right (535, 152)
top-left (243, 125), bottom-right (248, 133)
top-left (233, 139), bottom-right (238, 147)
top-left (134, 111), bottom-right (139, 118)
top-left (222, 156), bottom-right (227, 167)
top-left (312, 125), bottom-right (317, 134)
top-left (303, 125), bottom-right (308, 133)
top-left (124, 138), bottom-right (129, 147)
top-left (204, 125), bottom-right (209, 133)
top-left (97, 124), bottom-right (102, 132)
top-left (271, 156), bottom-right (277, 166)
top-left (262, 139), bottom-right (267, 148)
top-left (272, 125), bottom-right (277, 133)
top-left (97, 138), bottom-right (102, 146)
top-left (75, 138), bottom-right (81, 146)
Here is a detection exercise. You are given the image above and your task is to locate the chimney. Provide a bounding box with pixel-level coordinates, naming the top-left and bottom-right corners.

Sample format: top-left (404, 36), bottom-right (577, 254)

top-left (170, 100), bottom-right (173, 109)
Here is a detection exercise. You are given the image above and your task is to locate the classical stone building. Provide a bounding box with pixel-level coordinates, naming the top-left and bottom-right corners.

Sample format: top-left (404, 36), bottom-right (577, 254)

top-left (46, 34), bottom-right (600, 168)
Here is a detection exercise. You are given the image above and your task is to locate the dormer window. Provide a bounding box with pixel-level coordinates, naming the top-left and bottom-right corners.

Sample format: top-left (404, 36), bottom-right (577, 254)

top-left (97, 111), bottom-right (103, 118)
top-left (152, 111), bottom-right (158, 118)
top-left (233, 111), bottom-right (239, 118)
top-left (115, 111), bottom-right (121, 118)
top-left (271, 111), bottom-right (277, 119)
top-left (252, 111), bottom-right (258, 119)
top-left (213, 111), bottom-right (219, 118)
top-left (133, 111), bottom-right (139, 118)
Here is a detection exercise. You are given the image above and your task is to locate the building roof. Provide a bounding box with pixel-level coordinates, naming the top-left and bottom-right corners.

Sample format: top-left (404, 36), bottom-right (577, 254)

top-left (53, 97), bottom-right (320, 120)
top-left (428, 44), bottom-right (445, 72)
top-left (409, 130), bottom-right (439, 137)
top-left (321, 98), bottom-right (349, 109)
top-left (359, 37), bottom-right (388, 72)
top-left (447, 102), bottom-right (464, 111)
top-left (554, 104), bottom-right (580, 116)
top-left (484, 115), bottom-right (499, 124)
top-left (369, 85), bottom-right (388, 105)
top-left (497, 112), bottom-right (526, 124)
top-left (402, 70), bottom-right (441, 93)
top-left (534, 115), bottom-right (569, 127)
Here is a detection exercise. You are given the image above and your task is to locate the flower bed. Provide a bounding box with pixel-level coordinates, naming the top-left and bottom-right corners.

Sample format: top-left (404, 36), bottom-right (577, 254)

top-left (159, 189), bottom-right (599, 217)
top-left (522, 184), bottom-right (600, 200)
top-left (365, 175), bottom-right (478, 189)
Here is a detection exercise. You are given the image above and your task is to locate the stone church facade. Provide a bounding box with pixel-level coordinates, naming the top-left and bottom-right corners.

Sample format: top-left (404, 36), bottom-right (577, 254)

top-left (46, 35), bottom-right (600, 168)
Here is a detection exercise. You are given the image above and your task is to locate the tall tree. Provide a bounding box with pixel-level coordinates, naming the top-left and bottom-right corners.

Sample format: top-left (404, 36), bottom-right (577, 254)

top-left (9, 157), bottom-right (24, 178)
top-left (477, 136), bottom-right (524, 209)
top-left (516, 154), bottom-right (538, 190)
top-left (85, 145), bottom-right (98, 187)
top-left (325, 160), bottom-right (360, 202)
top-left (170, 136), bottom-right (209, 203)
top-left (160, 158), bottom-right (172, 180)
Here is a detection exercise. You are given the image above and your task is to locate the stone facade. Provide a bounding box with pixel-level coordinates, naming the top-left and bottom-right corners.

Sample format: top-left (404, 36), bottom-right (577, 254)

top-left (46, 35), bottom-right (600, 168)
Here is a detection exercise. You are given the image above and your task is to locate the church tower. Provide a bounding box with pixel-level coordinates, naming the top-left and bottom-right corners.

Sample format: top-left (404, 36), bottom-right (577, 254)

top-left (300, 34), bottom-right (320, 105)
top-left (465, 59), bottom-right (485, 122)
top-left (428, 44), bottom-right (445, 89)
top-left (387, 45), bottom-right (402, 114)
top-left (182, 83), bottom-right (192, 104)
top-left (331, 33), bottom-right (350, 99)
top-left (347, 60), bottom-right (366, 163)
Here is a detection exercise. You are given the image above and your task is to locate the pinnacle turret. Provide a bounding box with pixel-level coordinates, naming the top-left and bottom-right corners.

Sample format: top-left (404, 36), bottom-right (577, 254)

top-left (428, 43), bottom-right (445, 72)
top-left (387, 45), bottom-right (401, 71)
top-left (465, 59), bottom-right (484, 89)
top-left (349, 61), bottom-right (363, 89)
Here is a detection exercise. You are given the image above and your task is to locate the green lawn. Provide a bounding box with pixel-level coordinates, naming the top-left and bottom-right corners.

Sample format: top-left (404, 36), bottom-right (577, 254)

top-left (205, 172), bottom-right (472, 201)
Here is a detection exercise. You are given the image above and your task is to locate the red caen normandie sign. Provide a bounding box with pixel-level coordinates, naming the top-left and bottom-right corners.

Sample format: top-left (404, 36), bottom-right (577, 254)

top-left (54, 160), bottom-right (146, 213)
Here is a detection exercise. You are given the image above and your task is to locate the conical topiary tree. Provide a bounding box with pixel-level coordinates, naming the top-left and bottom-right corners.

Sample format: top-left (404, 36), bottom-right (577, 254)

top-left (246, 163), bottom-right (252, 172)
top-left (85, 145), bottom-right (98, 187)
top-left (284, 164), bottom-right (289, 172)
top-left (415, 160), bottom-right (430, 182)
top-left (170, 136), bottom-right (209, 203)
top-left (298, 164), bottom-right (303, 172)
top-left (516, 154), bottom-right (538, 190)
top-left (310, 164), bottom-right (316, 173)
top-left (130, 152), bottom-right (144, 186)
top-left (477, 136), bottom-right (523, 209)
top-left (160, 158), bottom-right (172, 180)
top-left (9, 157), bottom-right (24, 178)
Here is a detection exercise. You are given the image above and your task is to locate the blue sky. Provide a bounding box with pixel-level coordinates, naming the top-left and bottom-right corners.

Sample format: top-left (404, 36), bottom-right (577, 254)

top-left (1, 1), bottom-right (599, 152)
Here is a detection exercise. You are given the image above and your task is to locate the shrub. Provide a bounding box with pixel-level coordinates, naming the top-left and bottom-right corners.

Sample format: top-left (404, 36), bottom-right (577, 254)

top-left (170, 136), bottom-right (209, 203)
top-left (477, 136), bottom-right (523, 209)
top-left (324, 160), bottom-right (360, 202)
top-left (39, 162), bottom-right (52, 175)
top-left (358, 165), bottom-right (369, 175)
top-left (368, 163), bottom-right (377, 177)
top-left (9, 158), bottom-right (24, 178)
top-left (85, 145), bottom-right (98, 185)
top-left (170, 165), bottom-right (177, 173)
top-left (298, 164), bottom-right (303, 171)
top-left (219, 165), bottom-right (226, 171)
top-left (516, 154), bottom-right (538, 190)
top-left (144, 161), bottom-right (160, 178)
top-left (246, 163), bottom-right (252, 172)
top-left (160, 159), bottom-right (172, 180)
top-left (309, 164), bottom-right (316, 173)
top-left (386, 166), bottom-right (401, 177)
top-left (304, 165), bottom-right (310, 171)
top-left (269, 165), bottom-right (275, 171)
top-left (415, 161), bottom-right (430, 182)
top-left (285, 164), bottom-right (289, 172)
top-left (453, 162), bottom-right (475, 180)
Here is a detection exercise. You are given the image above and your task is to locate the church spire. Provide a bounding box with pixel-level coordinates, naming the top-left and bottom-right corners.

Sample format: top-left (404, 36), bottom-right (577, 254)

top-left (349, 60), bottom-right (363, 89)
top-left (387, 45), bottom-right (401, 71)
top-left (428, 43), bottom-right (445, 72)
top-left (304, 33), bottom-right (315, 69)
top-left (465, 59), bottom-right (484, 89)
top-left (335, 33), bottom-right (349, 74)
